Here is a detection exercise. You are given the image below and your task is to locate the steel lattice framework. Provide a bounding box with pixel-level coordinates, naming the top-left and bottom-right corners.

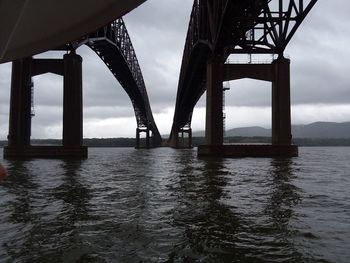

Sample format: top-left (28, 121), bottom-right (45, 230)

top-left (170, 0), bottom-right (317, 140)
top-left (74, 19), bottom-right (161, 146)
top-left (227, 0), bottom-right (318, 54)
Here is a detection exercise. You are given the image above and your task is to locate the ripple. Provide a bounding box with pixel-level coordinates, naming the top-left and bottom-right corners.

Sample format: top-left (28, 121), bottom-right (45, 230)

top-left (0, 147), bottom-right (349, 262)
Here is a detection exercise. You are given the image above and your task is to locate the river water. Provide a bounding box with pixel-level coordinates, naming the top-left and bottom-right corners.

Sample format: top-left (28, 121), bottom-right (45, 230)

top-left (0, 147), bottom-right (349, 262)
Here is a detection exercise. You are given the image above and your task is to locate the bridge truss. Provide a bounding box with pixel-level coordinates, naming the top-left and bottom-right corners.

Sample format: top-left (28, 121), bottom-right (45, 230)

top-left (74, 18), bottom-right (162, 147)
top-left (170, 0), bottom-right (317, 142)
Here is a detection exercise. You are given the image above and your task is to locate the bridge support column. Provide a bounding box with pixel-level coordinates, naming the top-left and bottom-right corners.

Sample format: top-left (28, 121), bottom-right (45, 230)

top-left (272, 57), bottom-right (292, 146)
top-left (146, 128), bottom-right (150, 149)
top-left (171, 126), bottom-right (193, 149)
top-left (7, 58), bottom-right (32, 148)
top-left (136, 128), bottom-right (141, 148)
top-left (205, 55), bottom-right (224, 146)
top-left (198, 56), bottom-right (297, 157)
top-left (63, 52), bottom-right (83, 148)
top-left (178, 127), bottom-right (193, 148)
top-left (135, 127), bottom-right (151, 149)
top-left (4, 52), bottom-right (87, 159)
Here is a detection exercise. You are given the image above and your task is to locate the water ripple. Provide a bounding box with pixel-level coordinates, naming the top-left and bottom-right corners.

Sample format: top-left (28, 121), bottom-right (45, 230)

top-left (0, 147), bottom-right (349, 262)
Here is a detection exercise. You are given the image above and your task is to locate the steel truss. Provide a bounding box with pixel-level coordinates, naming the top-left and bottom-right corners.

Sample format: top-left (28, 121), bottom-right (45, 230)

top-left (74, 18), bottom-right (161, 146)
top-left (227, 0), bottom-right (318, 55)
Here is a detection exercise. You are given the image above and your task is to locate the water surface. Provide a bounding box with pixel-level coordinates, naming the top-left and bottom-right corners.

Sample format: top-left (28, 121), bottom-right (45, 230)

top-left (0, 147), bottom-right (349, 262)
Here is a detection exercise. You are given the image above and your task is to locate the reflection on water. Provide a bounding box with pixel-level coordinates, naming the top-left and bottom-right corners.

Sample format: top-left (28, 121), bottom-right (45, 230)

top-left (172, 157), bottom-right (242, 261)
top-left (0, 147), bottom-right (349, 262)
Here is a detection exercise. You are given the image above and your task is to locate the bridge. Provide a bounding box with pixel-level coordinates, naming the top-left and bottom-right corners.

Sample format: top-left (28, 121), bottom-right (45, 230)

top-left (169, 0), bottom-right (317, 157)
top-left (1, 0), bottom-right (319, 159)
top-left (3, 18), bottom-right (161, 158)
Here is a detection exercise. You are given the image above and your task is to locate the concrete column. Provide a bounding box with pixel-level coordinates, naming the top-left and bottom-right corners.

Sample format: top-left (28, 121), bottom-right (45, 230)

top-left (173, 128), bottom-right (179, 148)
top-left (136, 128), bottom-right (140, 148)
top-left (8, 58), bottom-right (32, 147)
top-left (188, 128), bottom-right (192, 148)
top-left (145, 128), bottom-right (150, 149)
top-left (205, 55), bottom-right (224, 146)
top-left (272, 57), bottom-right (292, 145)
top-left (63, 52), bottom-right (83, 147)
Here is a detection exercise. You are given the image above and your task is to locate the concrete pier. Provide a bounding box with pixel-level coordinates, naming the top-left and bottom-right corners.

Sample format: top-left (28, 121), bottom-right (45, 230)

top-left (198, 144), bottom-right (298, 158)
top-left (272, 57), bottom-right (292, 145)
top-left (7, 58), bottom-right (32, 148)
top-left (4, 52), bottom-right (87, 159)
top-left (198, 55), bottom-right (297, 158)
top-left (4, 146), bottom-right (88, 159)
top-left (63, 52), bottom-right (84, 148)
top-left (135, 127), bottom-right (151, 149)
top-left (205, 55), bottom-right (224, 146)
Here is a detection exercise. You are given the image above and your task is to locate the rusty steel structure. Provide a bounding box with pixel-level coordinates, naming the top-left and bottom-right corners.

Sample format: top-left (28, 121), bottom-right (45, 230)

top-left (76, 18), bottom-right (162, 147)
top-left (170, 0), bottom-right (317, 145)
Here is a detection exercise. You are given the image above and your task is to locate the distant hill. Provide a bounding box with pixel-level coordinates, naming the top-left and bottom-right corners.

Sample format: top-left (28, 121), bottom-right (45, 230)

top-left (193, 122), bottom-right (350, 138)
top-left (226, 126), bottom-right (270, 137)
top-left (292, 122), bottom-right (350, 138)
top-left (1, 122), bottom-right (350, 148)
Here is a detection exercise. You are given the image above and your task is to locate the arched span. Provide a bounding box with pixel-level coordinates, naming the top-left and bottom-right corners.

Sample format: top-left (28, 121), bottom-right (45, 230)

top-left (77, 18), bottom-right (162, 147)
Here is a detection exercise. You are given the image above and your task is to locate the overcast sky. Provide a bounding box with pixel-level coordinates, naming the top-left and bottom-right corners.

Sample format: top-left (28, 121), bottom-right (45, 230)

top-left (0, 0), bottom-right (349, 139)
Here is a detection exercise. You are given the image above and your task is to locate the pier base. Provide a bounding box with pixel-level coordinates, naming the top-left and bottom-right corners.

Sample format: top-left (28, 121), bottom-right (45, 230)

top-left (3, 146), bottom-right (88, 159)
top-left (198, 144), bottom-right (298, 158)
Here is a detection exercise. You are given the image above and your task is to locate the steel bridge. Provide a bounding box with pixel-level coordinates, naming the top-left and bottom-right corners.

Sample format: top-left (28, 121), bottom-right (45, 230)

top-left (4, 18), bottom-right (161, 158)
top-left (170, 0), bottom-right (317, 157)
top-left (82, 18), bottom-right (162, 148)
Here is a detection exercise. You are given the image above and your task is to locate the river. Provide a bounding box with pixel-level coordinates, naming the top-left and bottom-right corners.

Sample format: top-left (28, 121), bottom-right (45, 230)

top-left (0, 147), bottom-right (349, 262)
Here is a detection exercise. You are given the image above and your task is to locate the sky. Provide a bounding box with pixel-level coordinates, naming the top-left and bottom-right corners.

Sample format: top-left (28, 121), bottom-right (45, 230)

top-left (0, 0), bottom-right (349, 139)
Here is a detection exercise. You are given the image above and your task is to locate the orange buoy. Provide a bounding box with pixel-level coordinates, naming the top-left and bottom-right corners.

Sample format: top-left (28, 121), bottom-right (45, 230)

top-left (0, 164), bottom-right (7, 182)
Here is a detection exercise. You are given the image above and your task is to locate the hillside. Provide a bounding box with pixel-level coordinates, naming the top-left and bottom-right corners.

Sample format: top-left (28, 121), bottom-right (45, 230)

top-left (222, 121), bottom-right (350, 138)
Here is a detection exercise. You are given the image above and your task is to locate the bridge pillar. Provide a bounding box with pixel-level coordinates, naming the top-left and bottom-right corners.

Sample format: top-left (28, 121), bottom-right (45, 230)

top-left (170, 129), bottom-right (179, 148)
top-left (135, 127), bottom-right (151, 149)
top-left (136, 128), bottom-right (141, 148)
top-left (198, 56), bottom-right (297, 157)
top-left (146, 128), bottom-right (150, 149)
top-left (63, 52), bottom-right (83, 148)
top-left (178, 127), bottom-right (192, 148)
top-left (272, 57), bottom-right (292, 145)
top-left (7, 58), bottom-right (32, 147)
top-left (205, 55), bottom-right (224, 146)
top-left (4, 52), bottom-right (87, 159)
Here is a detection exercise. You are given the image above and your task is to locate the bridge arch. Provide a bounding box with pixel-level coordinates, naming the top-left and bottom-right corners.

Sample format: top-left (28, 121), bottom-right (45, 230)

top-left (78, 18), bottom-right (162, 148)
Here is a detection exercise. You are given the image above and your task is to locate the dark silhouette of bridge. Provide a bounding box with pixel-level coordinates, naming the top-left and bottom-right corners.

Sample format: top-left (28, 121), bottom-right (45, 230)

top-left (3, 0), bottom-right (319, 159)
top-left (169, 0), bottom-right (317, 157)
top-left (4, 18), bottom-right (161, 158)
top-left (84, 19), bottom-right (162, 149)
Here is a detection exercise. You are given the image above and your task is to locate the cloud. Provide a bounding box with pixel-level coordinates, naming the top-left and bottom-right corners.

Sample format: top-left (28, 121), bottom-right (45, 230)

top-left (0, 0), bottom-right (349, 139)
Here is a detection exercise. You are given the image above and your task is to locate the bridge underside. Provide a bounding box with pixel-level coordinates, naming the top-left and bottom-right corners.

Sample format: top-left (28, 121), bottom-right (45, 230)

top-left (0, 1), bottom-right (146, 63)
top-left (170, 0), bottom-right (317, 157)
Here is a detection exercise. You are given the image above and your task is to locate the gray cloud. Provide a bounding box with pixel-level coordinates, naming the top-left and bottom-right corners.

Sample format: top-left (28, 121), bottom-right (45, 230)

top-left (1, 0), bottom-right (350, 138)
